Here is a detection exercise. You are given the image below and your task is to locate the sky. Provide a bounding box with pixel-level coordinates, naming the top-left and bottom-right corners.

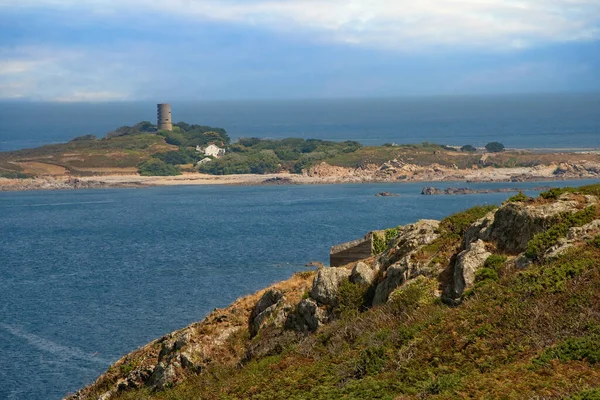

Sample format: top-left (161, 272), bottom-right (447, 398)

top-left (0, 0), bottom-right (599, 101)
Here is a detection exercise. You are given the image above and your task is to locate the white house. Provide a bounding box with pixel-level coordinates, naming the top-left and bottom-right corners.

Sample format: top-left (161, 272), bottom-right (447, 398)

top-left (196, 144), bottom-right (225, 158)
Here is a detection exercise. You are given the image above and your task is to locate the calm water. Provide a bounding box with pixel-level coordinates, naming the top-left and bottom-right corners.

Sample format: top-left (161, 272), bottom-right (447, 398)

top-left (1, 94), bottom-right (600, 151)
top-left (1, 180), bottom-right (598, 399)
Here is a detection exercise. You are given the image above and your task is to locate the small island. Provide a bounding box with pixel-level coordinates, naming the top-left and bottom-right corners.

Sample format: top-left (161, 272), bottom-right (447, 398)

top-left (1, 105), bottom-right (599, 191)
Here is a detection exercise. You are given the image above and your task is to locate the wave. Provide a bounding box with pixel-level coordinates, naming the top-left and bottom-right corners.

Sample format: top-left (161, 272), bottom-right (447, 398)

top-left (0, 322), bottom-right (109, 365)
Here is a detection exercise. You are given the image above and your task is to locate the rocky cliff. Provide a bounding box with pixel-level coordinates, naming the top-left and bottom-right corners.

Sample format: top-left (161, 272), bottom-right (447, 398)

top-left (67, 184), bottom-right (600, 400)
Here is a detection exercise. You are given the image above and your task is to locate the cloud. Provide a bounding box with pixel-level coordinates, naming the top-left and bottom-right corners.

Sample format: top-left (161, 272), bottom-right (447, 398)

top-left (0, 46), bottom-right (134, 101)
top-left (5, 0), bottom-right (600, 50)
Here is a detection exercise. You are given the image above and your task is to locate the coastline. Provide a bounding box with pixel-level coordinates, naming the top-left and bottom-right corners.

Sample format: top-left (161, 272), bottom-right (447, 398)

top-left (2, 162), bottom-right (600, 192)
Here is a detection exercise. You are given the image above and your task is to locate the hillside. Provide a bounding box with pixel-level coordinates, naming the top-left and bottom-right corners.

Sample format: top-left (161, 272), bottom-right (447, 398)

top-left (1, 122), bottom-right (600, 182)
top-left (67, 184), bottom-right (600, 400)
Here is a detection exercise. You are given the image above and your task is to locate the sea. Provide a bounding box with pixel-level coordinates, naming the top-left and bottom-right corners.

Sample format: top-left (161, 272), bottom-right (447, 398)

top-left (1, 94), bottom-right (600, 399)
top-left (1, 94), bottom-right (600, 151)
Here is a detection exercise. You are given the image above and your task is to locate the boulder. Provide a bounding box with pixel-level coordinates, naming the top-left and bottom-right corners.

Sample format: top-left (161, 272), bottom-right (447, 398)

top-left (351, 261), bottom-right (376, 286)
top-left (453, 240), bottom-right (491, 298)
top-left (464, 195), bottom-right (588, 254)
top-left (251, 289), bottom-right (283, 323)
top-left (372, 220), bottom-right (440, 305)
top-left (285, 298), bottom-right (326, 333)
top-left (310, 267), bottom-right (351, 306)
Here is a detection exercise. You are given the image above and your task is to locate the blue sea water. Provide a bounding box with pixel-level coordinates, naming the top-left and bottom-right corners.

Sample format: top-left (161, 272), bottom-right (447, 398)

top-left (1, 94), bottom-right (599, 152)
top-left (1, 180), bottom-right (599, 399)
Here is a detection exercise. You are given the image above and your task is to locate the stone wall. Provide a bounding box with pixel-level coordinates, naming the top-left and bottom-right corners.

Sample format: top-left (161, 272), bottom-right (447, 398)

top-left (330, 233), bottom-right (375, 267)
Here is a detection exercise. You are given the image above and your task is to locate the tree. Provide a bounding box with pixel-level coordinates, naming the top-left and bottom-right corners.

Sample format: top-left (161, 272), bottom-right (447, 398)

top-left (460, 144), bottom-right (476, 153)
top-left (485, 142), bottom-right (505, 153)
top-left (137, 159), bottom-right (181, 176)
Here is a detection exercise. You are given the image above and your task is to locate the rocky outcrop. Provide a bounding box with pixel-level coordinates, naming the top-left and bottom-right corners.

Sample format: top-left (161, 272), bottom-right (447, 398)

top-left (351, 261), bottom-right (376, 286)
top-left (453, 240), bottom-right (491, 298)
top-left (249, 289), bottom-right (288, 337)
top-left (544, 219), bottom-right (600, 259)
top-left (310, 267), bottom-right (352, 306)
top-left (464, 193), bottom-right (590, 253)
top-left (285, 298), bottom-right (326, 333)
top-left (373, 220), bottom-right (440, 305)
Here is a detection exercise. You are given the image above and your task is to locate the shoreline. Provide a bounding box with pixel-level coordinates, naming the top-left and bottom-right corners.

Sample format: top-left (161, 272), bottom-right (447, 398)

top-left (1, 164), bottom-right (600, 192)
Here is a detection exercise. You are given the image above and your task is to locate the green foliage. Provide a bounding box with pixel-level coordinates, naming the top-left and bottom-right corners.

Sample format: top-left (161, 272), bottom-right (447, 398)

top-left (152, 148), bottom-right (201, 165)
top-left (484, 254), bottom-right (507, 270)
top-left (0, 171), bottom-right (34, 179)
top-left (533, 335), bottom-right (600, 367)
top-left (107, 121), bottom-right (156, 137)
top-left (525, 206), bottom-right (597, 261)
top-left (516, 249), bottom-right (596, 294)
top-left (485, 141), bottom-right (505, 153)
top-left (372, 227), bottom-right (401, 254)
top-left (568, 388), bottom-right (600, 400)
top-left (387, 276), bottom-right (438, 311)
top-left (460, 144), bottom-right (476, 153)
top-left (439, 205), bottom-right (497, 236)
top-left (507, 191), bottom-right (531, 203)
top-left (539, 186), bottom-right (577, 199)
top-left (137, 159), bottom-right (181, 176)
top-left (198, 151), bottom-right (280, 175)
top-left (590, 235), bottom-right (600, 249)
top-left (335, 280), bottom-right (374, 315)
top-left (475, 268), bottom-right (499, 283)
top-left (354, 346), bottom-right (388, 378)
top-left (422, 373), bottom-right (461, 395)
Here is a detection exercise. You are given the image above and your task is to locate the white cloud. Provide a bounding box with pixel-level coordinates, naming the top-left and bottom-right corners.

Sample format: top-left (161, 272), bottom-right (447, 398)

top-left (0, 46), bottom-right (135, 101)
top-left (5, 0), bottom-right (600, 50)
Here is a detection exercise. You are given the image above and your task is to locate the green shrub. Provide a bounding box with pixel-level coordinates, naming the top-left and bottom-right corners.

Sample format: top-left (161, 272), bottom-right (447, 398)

top-left (422, 373), bottom-right (461, 395)
top-left (589, 235), bottom-right (600, 249)
top-left (507, 191), bottom-right (530, 203)
top-left (532, 335), bottom-right (600, 367)
top-left (485, 142), bottom-right (505, 153)
top-left (539, 186), bottom-right (576, 200)
top-left (568, 388), bottom-right (600, 400)
top-left (475, 268), bottom-right (499, 283)
top-left (0, 171), bottom-right (34, 179)
top-left (336, 280), bottom-right (374, 315)
top-left (354, 346), bottom-right (387, 378)
top-left (137, 159), bottom-right (181, 176)
top-left (525, 206), bottom-right (597, 261)
top-left (372, 227), bottom-right (401, 255)
top-left (460, 144), bottom-right (476, 153)
top-left (484, 254), bottom-right (507, 271)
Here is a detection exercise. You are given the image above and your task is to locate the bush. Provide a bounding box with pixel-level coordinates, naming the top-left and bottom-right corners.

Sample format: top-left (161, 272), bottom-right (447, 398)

top-left (137, 159), bottom-right (181, 176)
top-left (532, 335), bottom-right (600, 367)
top-left (507, 191), bottom-right (531, 203)
top-left (485, 142), bottom-right (505, 153)
top-left (539, 186), bottom-right (576, 200)
top-left (460, 144), bottom-right (476, 153)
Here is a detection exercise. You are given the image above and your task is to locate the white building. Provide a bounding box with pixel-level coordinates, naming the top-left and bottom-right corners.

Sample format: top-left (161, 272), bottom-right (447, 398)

top-left (196, 144), bottom-right (225, 158)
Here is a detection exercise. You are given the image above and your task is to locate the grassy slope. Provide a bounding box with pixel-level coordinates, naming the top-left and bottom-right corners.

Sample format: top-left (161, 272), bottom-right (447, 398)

top-left (0, 135), bottom-right (174, 176)
top-left (114, 185), bottom-right (600, 400)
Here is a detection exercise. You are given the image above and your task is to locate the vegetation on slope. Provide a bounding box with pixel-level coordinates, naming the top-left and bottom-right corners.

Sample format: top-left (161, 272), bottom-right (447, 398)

top-left (106, 184), bottom-right (600, 399)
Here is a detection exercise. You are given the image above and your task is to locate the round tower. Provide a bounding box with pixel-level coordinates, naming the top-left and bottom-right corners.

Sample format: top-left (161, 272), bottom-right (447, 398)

top-left (157, 103), bottom-right (173, 131)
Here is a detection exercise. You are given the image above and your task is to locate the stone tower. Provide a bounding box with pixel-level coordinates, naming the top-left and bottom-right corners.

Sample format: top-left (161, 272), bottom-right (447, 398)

top-left (157, 103), bottom-right (173, 131)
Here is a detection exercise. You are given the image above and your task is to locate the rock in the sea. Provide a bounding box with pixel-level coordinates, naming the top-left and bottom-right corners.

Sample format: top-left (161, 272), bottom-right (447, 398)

top-left (351, 261), bottom-right (376, 285)
top-left (310, 267), bottom-right (352, 306)
top-left (453, 240), bottom-right (491, 298)
top-left (376, 192), bottom-right (400, 197)
top-left (421, 186), bottom-right (443, 195)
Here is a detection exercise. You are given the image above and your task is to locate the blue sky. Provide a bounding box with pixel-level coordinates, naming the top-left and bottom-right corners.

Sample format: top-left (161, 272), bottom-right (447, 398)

top-left (1, 0), bottom-right (599, 101)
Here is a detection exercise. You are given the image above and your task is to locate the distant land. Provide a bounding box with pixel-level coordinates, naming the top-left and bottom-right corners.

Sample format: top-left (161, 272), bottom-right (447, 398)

top-left (1, 120), bottom-right (600, 191)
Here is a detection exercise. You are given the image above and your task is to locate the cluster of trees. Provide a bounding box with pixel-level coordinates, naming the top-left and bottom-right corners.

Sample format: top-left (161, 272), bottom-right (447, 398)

top-left (198, 137), bottom-right (363, 175)
top-left (160, 123), bottom-right (230, 148)
top-left (460, 142), bottom-right (505, 153)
